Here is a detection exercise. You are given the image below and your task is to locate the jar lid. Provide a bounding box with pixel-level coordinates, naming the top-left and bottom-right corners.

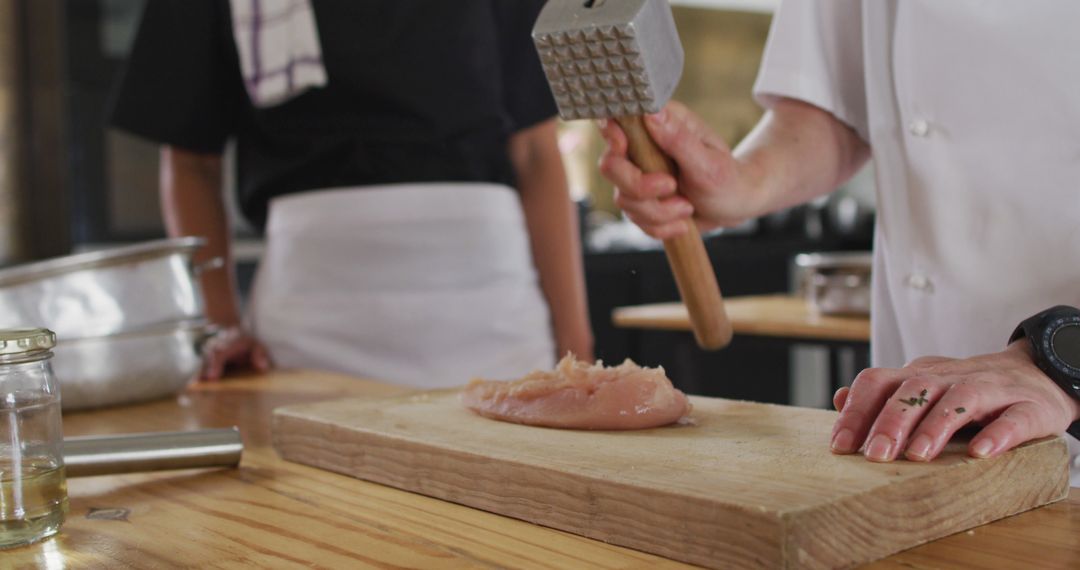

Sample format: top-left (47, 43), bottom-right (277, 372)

top-left (0, 328), bottom-right (57, 356)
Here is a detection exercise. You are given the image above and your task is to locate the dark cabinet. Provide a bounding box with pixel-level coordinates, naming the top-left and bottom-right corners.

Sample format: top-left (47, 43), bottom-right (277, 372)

top-left (585, 235), bottom-right (841, 404)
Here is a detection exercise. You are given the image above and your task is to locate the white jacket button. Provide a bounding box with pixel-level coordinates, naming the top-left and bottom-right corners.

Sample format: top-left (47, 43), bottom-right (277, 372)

top-left (906, 273), bottom-right (933, 291)
top-left (908, 119), bottom-right (930, 137)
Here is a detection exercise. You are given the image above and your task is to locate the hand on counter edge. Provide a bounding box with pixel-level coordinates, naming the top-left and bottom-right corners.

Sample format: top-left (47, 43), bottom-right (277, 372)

top-left (830, 341), bottom-right (1080, 462)
top-left (199, 325), bottom-right (273, 381)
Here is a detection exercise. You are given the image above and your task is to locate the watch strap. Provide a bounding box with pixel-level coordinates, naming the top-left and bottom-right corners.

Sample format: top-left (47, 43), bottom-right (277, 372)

top-left (1011, 306), bottom-right (1080, 440)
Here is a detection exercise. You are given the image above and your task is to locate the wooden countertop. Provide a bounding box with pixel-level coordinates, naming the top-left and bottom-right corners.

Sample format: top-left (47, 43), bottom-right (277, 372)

top-left (7, 371), bottom-right (1077, 568)
top-left (613, 294), bottom-right (872, 342)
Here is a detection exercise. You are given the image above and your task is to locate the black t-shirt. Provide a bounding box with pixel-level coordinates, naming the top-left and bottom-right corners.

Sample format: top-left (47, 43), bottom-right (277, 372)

top-left (110, 0), bottom-right (557, 231)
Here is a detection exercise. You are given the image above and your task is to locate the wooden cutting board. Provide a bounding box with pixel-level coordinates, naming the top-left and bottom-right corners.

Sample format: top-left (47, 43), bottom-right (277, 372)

top-left (272, 390), bottom-right (1069, 569)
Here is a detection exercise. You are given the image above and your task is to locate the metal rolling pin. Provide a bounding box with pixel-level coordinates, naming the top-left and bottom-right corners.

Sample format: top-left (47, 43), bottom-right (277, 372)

top-left (63, 428), bottom-right (243, 478)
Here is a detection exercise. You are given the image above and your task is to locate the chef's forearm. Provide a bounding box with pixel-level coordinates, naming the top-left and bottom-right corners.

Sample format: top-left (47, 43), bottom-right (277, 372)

top-left (510, 120), bottom-right (594, 360)
top-left (734, 97), bottom-right (871, 215)
top-left (159, 146), bottom-right (242, 328)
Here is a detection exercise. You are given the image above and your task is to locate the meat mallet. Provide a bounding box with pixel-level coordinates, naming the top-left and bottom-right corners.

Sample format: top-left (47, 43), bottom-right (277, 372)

top-left (533, 0), bottom-right (733, 349)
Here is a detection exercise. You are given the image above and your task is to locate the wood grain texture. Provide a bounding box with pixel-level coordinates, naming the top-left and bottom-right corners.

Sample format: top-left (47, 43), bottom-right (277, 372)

top-left (273, 390), bottom-right (1070, 569)
top-left (4, 372), bottom-right (692, 569)
top-left (5, 370), bottom-right (1078, 569)
top-left (615, 114), bottom-right (733, 350)
top-left (613, 294), bottom-right (872, 342)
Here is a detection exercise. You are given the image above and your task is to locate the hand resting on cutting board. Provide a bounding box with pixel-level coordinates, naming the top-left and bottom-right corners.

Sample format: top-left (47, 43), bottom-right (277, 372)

top-left (461, 355), bottom-right (691, 430)
top-left (832, 340), bottom-right (1080, 463)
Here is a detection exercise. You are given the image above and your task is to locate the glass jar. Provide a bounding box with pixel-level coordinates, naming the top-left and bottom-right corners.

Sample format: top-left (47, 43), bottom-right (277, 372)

top-left (0, 328), bottom-right (67, 549)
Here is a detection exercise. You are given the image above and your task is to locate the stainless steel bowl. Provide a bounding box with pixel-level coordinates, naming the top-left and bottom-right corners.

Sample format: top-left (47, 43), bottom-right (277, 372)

top-left (0, 238), bottom-right (206, 340)
top-left (795, 252), bottom-right (872, 316)
top-left (53, 319), bottom-right (212, 411)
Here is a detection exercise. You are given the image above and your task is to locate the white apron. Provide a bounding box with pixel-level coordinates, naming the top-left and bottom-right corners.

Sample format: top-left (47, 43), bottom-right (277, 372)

top-left (754, 0), bottom-right (1080, 483)
top-left (248, 183), bottom-right (555, 388)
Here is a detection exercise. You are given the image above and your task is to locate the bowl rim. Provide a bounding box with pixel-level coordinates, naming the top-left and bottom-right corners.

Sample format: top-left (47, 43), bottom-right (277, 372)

top-left (0, 237), bottom-right (205, 288)
top-left (55, 319), bottom-right (213, 345)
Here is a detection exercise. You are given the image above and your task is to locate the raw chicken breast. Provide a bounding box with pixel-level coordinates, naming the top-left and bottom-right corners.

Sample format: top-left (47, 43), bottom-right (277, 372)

top-left (460, 355), bottom-right (691, 430)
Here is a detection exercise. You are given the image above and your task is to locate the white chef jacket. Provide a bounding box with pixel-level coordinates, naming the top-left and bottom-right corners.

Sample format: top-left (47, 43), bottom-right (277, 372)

top-left (753, 0), bottom-right (1080, 483)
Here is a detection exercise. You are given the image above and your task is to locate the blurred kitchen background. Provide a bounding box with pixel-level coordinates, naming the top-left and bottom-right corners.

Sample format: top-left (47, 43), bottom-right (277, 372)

top-left (0, 0), bottom-right (874, 408)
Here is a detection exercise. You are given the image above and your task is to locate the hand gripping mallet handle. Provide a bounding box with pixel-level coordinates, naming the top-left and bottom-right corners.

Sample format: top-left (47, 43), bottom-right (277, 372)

top-left (533, 0), bottom-right (733, 349)
top-left (618, 115), bottom-right (732, 349)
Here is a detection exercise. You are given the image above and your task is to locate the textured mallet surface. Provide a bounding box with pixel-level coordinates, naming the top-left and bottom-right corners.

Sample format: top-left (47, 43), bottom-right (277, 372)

top-left (534, 26), bottom-right (651, 119)
top-left (533, 0), bottom-right (683, 120)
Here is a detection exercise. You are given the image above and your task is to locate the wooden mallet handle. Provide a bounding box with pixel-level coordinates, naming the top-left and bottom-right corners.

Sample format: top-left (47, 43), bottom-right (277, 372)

top-left (615, 115), bottom-right (733, 349)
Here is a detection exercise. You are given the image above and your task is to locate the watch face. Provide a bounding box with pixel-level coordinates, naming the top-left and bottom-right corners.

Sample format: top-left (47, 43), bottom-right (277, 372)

top-left (1052, 323), bottom-right (1080, 369)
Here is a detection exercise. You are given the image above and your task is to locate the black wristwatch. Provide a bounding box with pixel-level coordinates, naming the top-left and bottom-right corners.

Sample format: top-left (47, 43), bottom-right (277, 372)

top-left (1010, 305), bottom-right (1080, 439)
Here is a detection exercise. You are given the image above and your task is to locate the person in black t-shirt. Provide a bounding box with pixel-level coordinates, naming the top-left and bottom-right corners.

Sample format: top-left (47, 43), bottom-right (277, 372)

top-left (112, 0), bottom-right (593, 386)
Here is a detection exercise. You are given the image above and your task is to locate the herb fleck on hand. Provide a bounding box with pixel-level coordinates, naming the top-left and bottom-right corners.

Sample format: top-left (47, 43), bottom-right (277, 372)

top-left (898, 392), bottom-right (929, 407)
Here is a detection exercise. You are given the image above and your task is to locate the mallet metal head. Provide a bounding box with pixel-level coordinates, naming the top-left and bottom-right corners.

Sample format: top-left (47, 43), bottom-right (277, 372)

top-left (532, 0), bottom-right (684, 121)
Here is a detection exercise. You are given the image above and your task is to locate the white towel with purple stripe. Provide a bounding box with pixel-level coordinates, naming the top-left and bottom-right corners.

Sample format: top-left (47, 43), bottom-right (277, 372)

top-left (229, 0), bottom-right (328, 108)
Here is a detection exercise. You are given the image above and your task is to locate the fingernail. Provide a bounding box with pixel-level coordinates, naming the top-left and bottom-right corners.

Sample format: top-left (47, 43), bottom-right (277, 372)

top-left (906, 434), bottom-right (933, 461)
top-left (865, 434), bottom-right (895, 462)
top-left (831, 428), bottom-right (856, 453)
top-left (971, 438), bottom-right (995, 458)
top-left (646, 110), bottom-right (668, 129)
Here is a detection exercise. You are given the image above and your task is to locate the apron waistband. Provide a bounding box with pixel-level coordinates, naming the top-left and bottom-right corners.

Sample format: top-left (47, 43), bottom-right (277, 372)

top-left (266, 183), bottom-right (522, 233)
